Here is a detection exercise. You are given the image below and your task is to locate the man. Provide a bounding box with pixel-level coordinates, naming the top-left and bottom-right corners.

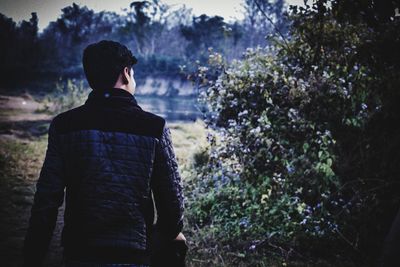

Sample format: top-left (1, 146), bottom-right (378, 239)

top-left (380, 207), bottom-right (400, 267)
top-left (23, 40), bottom-right (186, 267)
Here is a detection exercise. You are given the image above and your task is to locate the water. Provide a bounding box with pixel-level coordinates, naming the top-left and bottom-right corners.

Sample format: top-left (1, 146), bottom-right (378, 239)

top-left (135, 95), bottom-right (203, 122)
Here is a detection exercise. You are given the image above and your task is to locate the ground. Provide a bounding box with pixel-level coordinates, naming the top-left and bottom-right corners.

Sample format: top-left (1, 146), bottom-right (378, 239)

top-left (0, 94), bottom-right (207, 267)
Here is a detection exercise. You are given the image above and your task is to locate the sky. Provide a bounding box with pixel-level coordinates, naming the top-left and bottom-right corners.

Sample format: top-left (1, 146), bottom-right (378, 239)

top-left (0, 0), bottom-right (305, 32)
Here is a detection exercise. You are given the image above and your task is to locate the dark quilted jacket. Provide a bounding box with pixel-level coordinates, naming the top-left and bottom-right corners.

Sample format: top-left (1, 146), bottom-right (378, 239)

top-left (23, 88), bottom-right (184, 266)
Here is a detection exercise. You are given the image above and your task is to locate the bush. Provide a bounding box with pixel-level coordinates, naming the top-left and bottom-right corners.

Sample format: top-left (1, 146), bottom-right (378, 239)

top-left (186, 0), bottom-right (400, 264)
top-left (40, 79), bottom-right (89, 114)
top-left (191, 46), bottom-right (340, 245)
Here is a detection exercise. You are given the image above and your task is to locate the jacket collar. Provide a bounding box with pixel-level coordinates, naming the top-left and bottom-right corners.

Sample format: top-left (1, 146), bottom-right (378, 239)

top-left (85, 88), bottom-right (141, 110)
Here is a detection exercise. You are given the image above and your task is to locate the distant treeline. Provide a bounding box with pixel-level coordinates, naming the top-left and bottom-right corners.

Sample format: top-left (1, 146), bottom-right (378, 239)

top-left (0, 0), bottom-right (288, 90)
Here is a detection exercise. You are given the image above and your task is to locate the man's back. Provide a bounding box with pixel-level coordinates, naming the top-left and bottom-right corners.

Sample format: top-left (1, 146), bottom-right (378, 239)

top-left (23, 88), bottom-right (184, 265)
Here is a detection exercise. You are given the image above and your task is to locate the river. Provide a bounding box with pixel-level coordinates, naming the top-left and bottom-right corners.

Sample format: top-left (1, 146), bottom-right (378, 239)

top-left (135, 95), bottom-right (203, 122)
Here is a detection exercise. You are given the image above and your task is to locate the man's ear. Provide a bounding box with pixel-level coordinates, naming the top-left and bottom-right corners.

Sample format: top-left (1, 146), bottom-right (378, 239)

top-left (122, 67), bottom-right (130, 85)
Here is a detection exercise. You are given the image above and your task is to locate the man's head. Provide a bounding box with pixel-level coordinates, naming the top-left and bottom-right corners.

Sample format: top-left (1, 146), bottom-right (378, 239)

top-left (83, 40), bottom-right (137, 94)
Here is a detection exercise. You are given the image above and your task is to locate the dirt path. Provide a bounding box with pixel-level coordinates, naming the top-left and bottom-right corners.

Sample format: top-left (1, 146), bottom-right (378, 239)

top-left (0, 95), bottom-right (52, 139)
top-left (0, 95), bottom-right (64, 266)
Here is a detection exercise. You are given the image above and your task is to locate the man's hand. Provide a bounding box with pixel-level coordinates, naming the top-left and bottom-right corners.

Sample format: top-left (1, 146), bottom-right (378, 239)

top-left (175, 232), bottom-right (186, 242)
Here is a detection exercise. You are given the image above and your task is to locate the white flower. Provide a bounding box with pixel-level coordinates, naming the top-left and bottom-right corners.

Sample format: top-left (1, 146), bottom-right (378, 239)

top-left (238, 110), bottom-right (249, 117)
top-left (249, 126), bottom-right (261, 134)
top-left (361, 103), bottom-right (368, 110)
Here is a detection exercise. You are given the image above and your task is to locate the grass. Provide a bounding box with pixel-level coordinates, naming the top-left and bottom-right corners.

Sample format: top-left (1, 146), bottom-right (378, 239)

top-left (0, 137), bottom-right (47, 266)
top-left (169, 120), bottom-right (209, 169)
top-left (0, 109), bottom-right (25, 118)
top-left (0, 137), bottom-right (46, 183)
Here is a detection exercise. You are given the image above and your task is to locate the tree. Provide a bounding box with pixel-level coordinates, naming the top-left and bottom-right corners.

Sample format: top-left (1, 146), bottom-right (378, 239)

top-left (40, 3), bottom-right (116, 75)
top-left (242, 0), bottom-right (289, 47)
top-left (0, 12), bottom-right (39, 85)
top-left (181, 15), bottom-right (227, 62)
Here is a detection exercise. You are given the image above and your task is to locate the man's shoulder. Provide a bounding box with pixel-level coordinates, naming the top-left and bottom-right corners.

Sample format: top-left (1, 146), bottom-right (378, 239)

top-left (51, 105), bottom-right (85, 127)
top-left (51, 104), bottom-right (166, 138)
top-left (133, 109), bottom-right (166, 138)
top-left (136, 109), bottom-right (166, 127)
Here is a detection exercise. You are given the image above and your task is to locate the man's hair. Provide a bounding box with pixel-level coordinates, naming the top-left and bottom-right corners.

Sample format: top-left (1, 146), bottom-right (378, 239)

top-left (82, 40), bottom-right (137, 90)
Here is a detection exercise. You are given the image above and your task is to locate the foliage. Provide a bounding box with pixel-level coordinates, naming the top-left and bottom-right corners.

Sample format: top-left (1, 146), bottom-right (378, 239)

top-left (189, 48), bottom-right (341, 258)
top-left (243, 0), bottom-right (289, 48)
top-left (0, 12), bottom-right (39, 84)
top-left (0, 0), bottom-right (288, 89)
top-left (40, 79), bottom-right (89, 114)
top-left (135, 54), bottom-right (185, 78)
top-left (186, 0), bottom-right (400, 264)
top-left (181, 15), bottom-right (229, 62)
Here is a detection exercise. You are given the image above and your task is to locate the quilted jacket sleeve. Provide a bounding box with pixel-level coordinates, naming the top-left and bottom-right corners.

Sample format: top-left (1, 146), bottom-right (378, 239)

top-left (151, 124), bottom-right (184, 240)
top-left (23, 119), bottom-right (65, 266)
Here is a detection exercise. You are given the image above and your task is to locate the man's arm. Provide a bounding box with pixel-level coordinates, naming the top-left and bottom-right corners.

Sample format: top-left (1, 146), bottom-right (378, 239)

top-left (151, 124), bottom-right (184, 240)
top-left (23, 119), bottom-right (65, 266)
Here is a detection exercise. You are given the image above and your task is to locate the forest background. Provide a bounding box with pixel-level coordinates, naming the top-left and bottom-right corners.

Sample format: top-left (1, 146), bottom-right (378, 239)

top-left (0, 0), bottom-right (399, 266)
